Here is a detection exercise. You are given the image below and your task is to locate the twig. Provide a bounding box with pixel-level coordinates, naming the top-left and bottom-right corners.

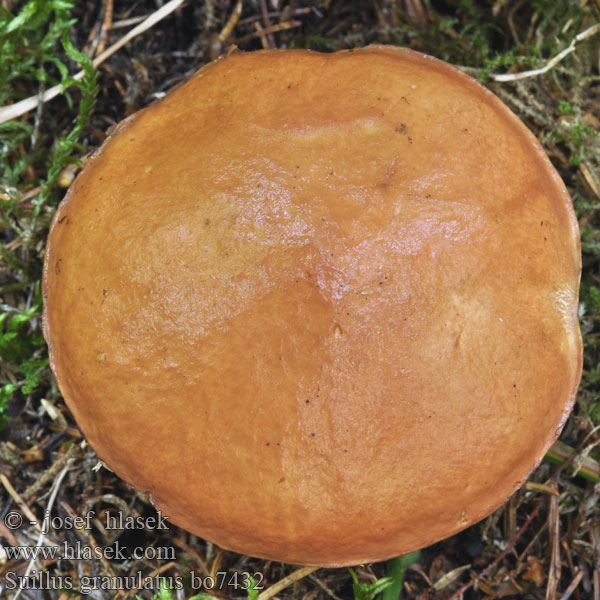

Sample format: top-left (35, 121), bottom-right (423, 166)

top-left (60, 500), bottom-right (119, 582)
top-left (218, 0), bottom-right (243, 42)
top-left (0, 0), bottom-right (186, 125)
top-left (489, 22), bottom-right (600, 82)
top-left (515, 521), bottom-right (547, 572)
top-left (238, 7), bottom-right (310, 25)
top-left (0, 473), bottom-right (42, 532)
top-left (235, 20), bottom-right (302, 44)
top-left (22, 442), bottom-right (81, 501)
top-left (504, 495), bottom-right (517, 540)
top-left (253, 21), bottom-right (270, 49)
top-left (209, 0), bottom-right (243, 59)
top-left (507, 0), bottom-right (526, 46)
top-left (257, 566), bottom-right (320, 600)
top-left (308, 573), bottom-right (344, 600)
top-left (403, 0), bottom-right (428, 26)
top-left (561, 541), bottom-right (580, 600)
top-left (98, 0), bottom-right (114, 55)
top-left (546, 436), bottom-right (600, 484)
top-left (525, 481), bottom-right (560, 496)
top-left (580, 162), bottom-right (600, 201)
top-left (260, 0), bottom-right (275, 47)
top-left (560, 571), bottom-right (583, 600)
top-left (173, 536), bottom-right (210, 576)
top-left (117, 561), bottom-right (176, 598)
top-left (546, 482), bottom-right (560, 600)
top-left (14, 463), bottom-right (72, 600)
top-left (110, 15), bottom-right (147, 29)
top-left (445, 501), bottom-right (543, 600)
top-left (590, 526), bottom-right (600, 600)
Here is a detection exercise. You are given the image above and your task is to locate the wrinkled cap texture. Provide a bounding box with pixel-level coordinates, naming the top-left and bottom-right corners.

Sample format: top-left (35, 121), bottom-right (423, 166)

top-left (43, 45), bottom-right (582, 566)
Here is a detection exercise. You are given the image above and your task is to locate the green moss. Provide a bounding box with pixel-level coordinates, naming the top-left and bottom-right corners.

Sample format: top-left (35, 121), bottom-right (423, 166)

top-left (0, 0), bottom-right (97, 429)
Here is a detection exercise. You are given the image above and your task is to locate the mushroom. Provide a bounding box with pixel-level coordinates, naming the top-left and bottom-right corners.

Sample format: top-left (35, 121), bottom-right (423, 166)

top-left (43, 46), bottom-right (582, 566)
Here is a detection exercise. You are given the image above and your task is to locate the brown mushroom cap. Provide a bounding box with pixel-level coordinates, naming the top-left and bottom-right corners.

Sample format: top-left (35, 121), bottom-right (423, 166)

top-left (43, 46), bottom-right (582, 566)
